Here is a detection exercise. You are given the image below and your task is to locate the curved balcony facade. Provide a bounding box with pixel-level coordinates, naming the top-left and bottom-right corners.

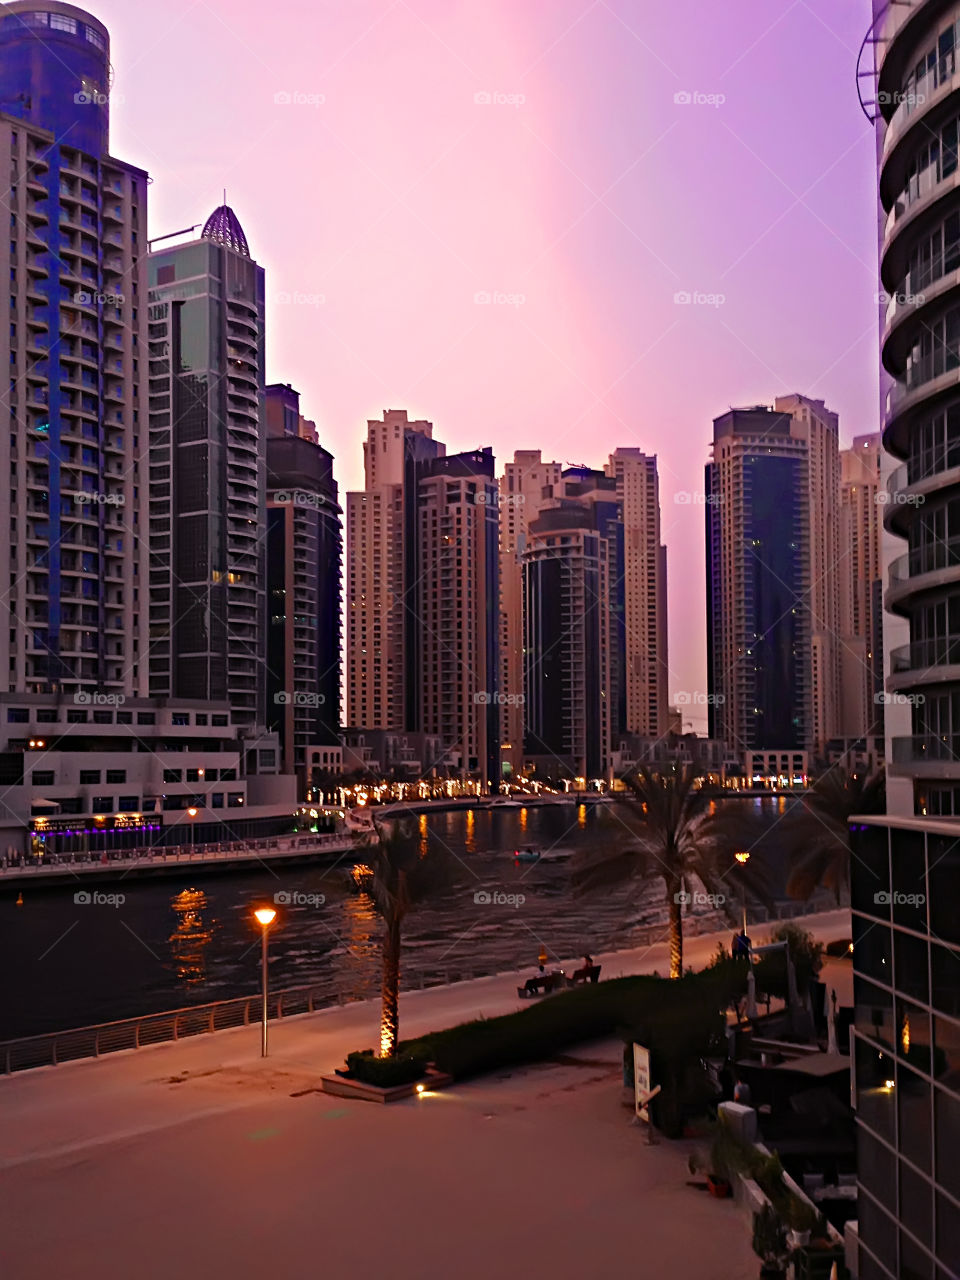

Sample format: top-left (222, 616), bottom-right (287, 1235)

top-left (879, 0), bottom-right (960, 811)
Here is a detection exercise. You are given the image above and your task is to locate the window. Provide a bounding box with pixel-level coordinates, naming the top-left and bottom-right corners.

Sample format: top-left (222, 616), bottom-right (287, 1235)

top-left (36, 709), bottom-right (56, 723)
top-left (212, 714), bottom-right (228, 727)
top-left (171, 713), bottom-right (189, 726)
top-left (211, 792), bottom-right (224, 808)
top-left (50, 13), bottom-right (78, 32)
top-left (31, 770), bottom-right (54, 785)
top-left (105, 770), bottom-right (126, 784)
top-left (117, 711), bottom-right (132, 724)
top-left (186, 768), bottom-right (203, 783)
top-left (118, 795), bottom-right (139, 810)
top-left (227, 792), bottom-right (244, 807)
top-left (67, 709), bottom-right (87, 723)
top-left (93, 710), bottom-right (113, 724)
top-left (91, 797), bottom-right (112, 812)
top-left (79, 770), bottom-right (101, 785)
top-left (7, 708), bottom-right (27, 723)
top-left (162, 769), bottom-right (182, 783)
top-left (195, 714), bottom-right (207, 726)
top-left (137, 712), bottom-right (155, 725)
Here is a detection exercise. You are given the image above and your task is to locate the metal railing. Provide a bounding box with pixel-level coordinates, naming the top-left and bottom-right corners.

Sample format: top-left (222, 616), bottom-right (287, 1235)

top-left (0, 831), bottom-right (357, 879)
top-left (0, 902), bottom-right (823, 1075)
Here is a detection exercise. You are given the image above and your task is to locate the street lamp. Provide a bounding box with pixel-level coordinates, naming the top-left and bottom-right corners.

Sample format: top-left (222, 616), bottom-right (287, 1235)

top-left (734, 851), bottom-right (750, 934)
top-left (253, 906), bottom-right (277, 1057)
top-left (186, 806), bottom-right (199, 855)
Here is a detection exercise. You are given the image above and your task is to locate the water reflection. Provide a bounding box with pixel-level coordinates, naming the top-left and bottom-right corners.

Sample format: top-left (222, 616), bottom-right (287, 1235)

top-left (168, 887), bottom-right (214, 985)
top-left (464, 807), bottom-right (476, 853)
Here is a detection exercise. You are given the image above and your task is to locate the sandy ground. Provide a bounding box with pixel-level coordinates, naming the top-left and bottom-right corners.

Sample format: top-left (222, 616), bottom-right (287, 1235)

top-left (0, 909), bottom-right (852, 1280)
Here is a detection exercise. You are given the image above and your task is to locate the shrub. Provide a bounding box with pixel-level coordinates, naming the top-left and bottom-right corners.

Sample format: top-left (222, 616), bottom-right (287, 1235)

top-left (401, 961), bottom-right (749, 1136)
top-left (753, 924), bottom-right (823, 1000)
top-left (346, 1048), bottom-right (428, 1088)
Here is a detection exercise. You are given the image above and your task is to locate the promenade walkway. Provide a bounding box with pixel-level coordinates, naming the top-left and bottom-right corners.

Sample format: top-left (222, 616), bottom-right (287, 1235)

top-left (0, 909), bottom-right (851, 1280)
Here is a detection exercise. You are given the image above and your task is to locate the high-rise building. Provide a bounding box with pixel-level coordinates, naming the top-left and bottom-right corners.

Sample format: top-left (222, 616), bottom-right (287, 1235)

top-left (775, 394), bottom-right (842, 754)
top-left (0, 2), bottom-right (148, 697)
top-left (850, 4), bottom-right (960, 1276)
top-left (706, 406), bottom-right (810, 755)
top-left (706, 398), bottom-right (843, 758)
top-left (344, 410), bottom-right (443, 732)
top-left (498, 450), bottom-right (562, 778)
top-left (522, 470), bottom-right (622, 779)
top-left (604, 448), bottom-right (669, 737)
top-left (839, 434), bottom-right (883, 741)
top-left (146, 204), bottom-right (266, 731)
top-left (264, 384), bottom-right (341, 789)
top-left (417, 449), bottom-right (500, 788)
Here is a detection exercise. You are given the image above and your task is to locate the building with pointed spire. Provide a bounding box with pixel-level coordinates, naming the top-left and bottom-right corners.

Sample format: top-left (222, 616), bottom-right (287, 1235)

top-left (146, 203), bottom-right (268, 735)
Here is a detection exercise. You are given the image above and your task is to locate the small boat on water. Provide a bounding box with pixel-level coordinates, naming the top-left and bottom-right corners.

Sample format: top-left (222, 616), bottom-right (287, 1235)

top-left (513, 846), bottom-right (541, 863)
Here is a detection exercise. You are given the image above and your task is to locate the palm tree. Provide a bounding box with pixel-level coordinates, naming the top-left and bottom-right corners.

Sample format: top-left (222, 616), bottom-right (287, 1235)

top-left (353, 814), bottom-right (452, 1058)
top-left (785, 765), bottom-right (885, 902)
top-left (573, 763), bottom-right (765, 978)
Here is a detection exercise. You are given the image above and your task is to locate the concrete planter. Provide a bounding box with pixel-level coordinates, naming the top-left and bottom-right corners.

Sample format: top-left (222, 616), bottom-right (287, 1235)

top-left (320, 1065), bottom-right (453, 1104)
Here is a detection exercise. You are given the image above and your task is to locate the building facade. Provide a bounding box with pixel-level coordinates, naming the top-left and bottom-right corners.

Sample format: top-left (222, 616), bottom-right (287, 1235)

top-left (344, 410), bottom-right (443, 731)
top-left (851, 2), bottom-right (960, 1274)
top-left (604, 448), bottom-right (669, 737)
top-left (839, 433), bottom-right (884, 742)
top-left (146, 205), bottom-right (267, 731)
top-left (522, 469), bottom-right (623, 780)
top-left (0, 2), bottom-right (148, 700)
top-left (498, 450), bottom-right (563, 779)
top-left (265, 384), bottom-right (341, 789)
top-left (416, 449), bottom-right (500, 788)
top-left (706, 406), bottom-right (810, 754)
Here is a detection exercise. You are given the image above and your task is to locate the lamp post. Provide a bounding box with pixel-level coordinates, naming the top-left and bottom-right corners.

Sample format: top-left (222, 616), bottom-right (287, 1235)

top-left (186, 806), bottom-right (199, 855)
top-left (734, 850), bottom-right (750, 934)
top-left (253, 906), bottom-right (277, 1057)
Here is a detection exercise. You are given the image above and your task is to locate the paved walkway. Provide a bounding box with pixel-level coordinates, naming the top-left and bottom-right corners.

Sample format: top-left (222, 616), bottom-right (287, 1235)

top-left (0, 910), bottom-right (851, 1280)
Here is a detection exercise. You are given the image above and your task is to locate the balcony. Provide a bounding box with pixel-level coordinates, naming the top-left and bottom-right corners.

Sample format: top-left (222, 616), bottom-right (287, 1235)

top-left (891, 734), bottom-right (960, 778)
top-left (888, 637), bottom-right (960, 688)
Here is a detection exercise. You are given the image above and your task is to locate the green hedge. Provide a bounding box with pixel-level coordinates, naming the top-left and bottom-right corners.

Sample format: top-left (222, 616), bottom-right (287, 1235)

top-left (346, 1048), bottom-right (429, 1087)
top-left (400, 957), bottom-right (748, 1128)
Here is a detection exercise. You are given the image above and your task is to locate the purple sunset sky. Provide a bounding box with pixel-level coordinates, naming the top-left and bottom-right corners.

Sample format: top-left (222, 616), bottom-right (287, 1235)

top-left (95, 0), bottom-right (879, 729)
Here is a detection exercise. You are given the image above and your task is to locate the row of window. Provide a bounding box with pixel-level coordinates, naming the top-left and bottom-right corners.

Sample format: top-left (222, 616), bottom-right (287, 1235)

top-left (7, 707), bottom-right (230, 727)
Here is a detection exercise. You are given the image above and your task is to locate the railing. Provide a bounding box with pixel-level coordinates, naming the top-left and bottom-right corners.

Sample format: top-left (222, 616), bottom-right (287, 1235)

top-left (0, 901), bottom-right (824, 1075)
top-left (889, 636), bottom-right (960, 673)
top-left (891, 734), bottom-right (960, 765)
top-left (0, 831), bottom-right (356, 879)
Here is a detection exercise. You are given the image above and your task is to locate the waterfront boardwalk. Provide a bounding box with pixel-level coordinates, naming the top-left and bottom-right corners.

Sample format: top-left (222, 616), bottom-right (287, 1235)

top-left (0, 910), bottom-right (850, 1280)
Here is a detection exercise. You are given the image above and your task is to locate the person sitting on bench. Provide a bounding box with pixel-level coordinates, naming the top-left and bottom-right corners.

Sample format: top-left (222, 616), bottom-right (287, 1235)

top-left (570, 953), bottom-right (600, 984)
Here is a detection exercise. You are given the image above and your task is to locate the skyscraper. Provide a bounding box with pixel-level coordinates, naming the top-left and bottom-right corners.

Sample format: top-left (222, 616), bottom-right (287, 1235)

top-left (146, 204), bottom-right (267, 731)
top-left (522, 469), bottom-right (622, 779)
top-left (264, 383), bottom-right (341, 788)
top-left (775, 394), bottom-right (842, 755)
top-left (498, 450), bottom-right (563, 778)
top-left (345, 410), bottom-right (443, 732)
top-left (839, 433), bottom-right (883, 742)
top-left (604, 448), bottom-right (669, 738)
top-left (850, 4), bottom-right (960, 1276)
top-left (0, 2), bottom-right (148, 696)
top-left (706, 406), bottom-right (810, 755)
top-left (417, 449), bottom-right (500, 788)
top-left (706, 398), bottom-right (843, 759)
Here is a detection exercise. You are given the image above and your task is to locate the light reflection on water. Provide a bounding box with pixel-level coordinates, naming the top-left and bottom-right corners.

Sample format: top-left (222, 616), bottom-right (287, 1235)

top-left (3, 797), bottom-right (805, 1038)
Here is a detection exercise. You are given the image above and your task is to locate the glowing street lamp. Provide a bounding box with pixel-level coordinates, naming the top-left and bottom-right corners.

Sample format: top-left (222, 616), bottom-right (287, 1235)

top-left (734, 851), bottom-right (751, 933)
top-left (186, 806), bottom-right (199, 855)
top-left (253, 906), bottom-right (277, 1057)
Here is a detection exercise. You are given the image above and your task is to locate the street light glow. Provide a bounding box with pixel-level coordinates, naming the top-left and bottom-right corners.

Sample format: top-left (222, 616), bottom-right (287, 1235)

top-left (254, 907), bottom-right (277, 927)
top-left (735, 851), bottom-right (750, 864)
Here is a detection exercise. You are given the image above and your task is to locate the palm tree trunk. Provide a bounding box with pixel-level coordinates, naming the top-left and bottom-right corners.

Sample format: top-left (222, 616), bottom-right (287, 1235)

top-left (379, 918), bottom-right (402, 1057)
top-left (668, 878), bottom-right (683, 979)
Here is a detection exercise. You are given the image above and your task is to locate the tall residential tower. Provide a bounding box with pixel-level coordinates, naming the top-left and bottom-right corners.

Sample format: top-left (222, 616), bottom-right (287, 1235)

top-left (0, 2), bottom-right (148, 697)
top-left (146, 205), bottom-right (267, 731)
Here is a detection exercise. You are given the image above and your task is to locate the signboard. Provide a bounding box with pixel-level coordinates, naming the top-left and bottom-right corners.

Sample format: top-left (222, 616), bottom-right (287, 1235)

top-left (633, 1042), bottom-right (652, 1122)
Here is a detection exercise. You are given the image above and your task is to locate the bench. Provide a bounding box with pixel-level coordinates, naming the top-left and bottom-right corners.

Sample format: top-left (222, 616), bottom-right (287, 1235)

top-left (567, 964), bottom-right (602, 986)
top-left (517, 971), bottom-right (565, 998)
